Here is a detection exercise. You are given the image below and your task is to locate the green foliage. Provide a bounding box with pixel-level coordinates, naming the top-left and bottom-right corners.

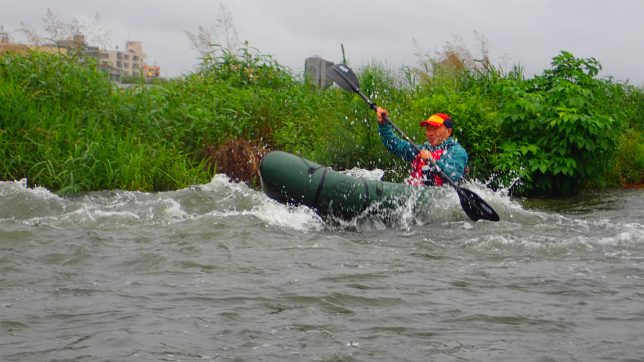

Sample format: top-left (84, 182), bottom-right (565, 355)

top-left (612, 129), bottom-right (644, 185)
top-left (410, 69), bottom-right (505, 183)
top-left (0, 51), bottom-right (210, 193)
top-left (161, 44), bottom-right (322, 157)
top-left (326, 63), bottom-right (412, 175)
top-left (1, 47), bottom-right (641, 195)
top-left (494, 51), bottom-right (624, 195)
top-left (610, 85), bottom-right (644, 185)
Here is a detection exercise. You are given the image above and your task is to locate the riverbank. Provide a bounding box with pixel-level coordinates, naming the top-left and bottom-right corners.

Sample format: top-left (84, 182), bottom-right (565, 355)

top-left (1, 48), bottom-right (642, 196)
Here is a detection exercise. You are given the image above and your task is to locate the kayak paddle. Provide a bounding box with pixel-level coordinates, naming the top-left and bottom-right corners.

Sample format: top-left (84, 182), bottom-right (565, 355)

top-left (327, 63), bottom-right (500, 222)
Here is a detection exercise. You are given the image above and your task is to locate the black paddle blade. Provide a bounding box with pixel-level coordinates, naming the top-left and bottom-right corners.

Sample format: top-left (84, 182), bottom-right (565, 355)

top-left (327, 64), bottom-right (360, 92)
top-left (456, 187), bottom-right (500, 222)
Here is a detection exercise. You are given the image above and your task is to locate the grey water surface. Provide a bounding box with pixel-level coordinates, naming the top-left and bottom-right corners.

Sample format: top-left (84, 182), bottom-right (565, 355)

top-left (1, 176), bottom-right (643, 361)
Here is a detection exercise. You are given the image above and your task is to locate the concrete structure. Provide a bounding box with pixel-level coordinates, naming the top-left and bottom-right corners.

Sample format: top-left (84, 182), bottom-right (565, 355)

top-left (96, 41), bottom-right (147, 79)
top-left (305, 56), bottom-right (334, 89)
top-left (0, 25), bottom-right (9, 43)
top-left (0, 26), bottom-right (159, 81)
top-left (72, 38), bottom-right (159, 81)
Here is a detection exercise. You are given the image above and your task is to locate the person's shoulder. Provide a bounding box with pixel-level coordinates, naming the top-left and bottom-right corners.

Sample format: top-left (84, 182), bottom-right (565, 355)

top-left (449, 138), bottom-right (467, 153)
top-left (450, 137), bottom-right (463, 145)
top-left (444, 137), bottom-right (460, 146)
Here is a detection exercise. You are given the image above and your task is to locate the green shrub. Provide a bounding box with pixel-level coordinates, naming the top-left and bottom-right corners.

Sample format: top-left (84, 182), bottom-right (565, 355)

top-left (494, 51), bottom-right (621, 195)
top-left (612, 129), bottom-right (644, 185)
top-left (1, 47), bottom-right (641, 195)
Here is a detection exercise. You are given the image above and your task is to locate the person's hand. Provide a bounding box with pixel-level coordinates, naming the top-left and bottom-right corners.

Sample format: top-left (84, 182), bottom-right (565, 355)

top-left (419, 149), bottom-right (434, 161)
top-left (376, 107), bottom-right (388, 124)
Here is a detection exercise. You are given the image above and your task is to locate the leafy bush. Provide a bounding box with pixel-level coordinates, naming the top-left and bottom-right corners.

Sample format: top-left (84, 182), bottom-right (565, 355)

top-left (493, 51), bottom-right (622, 195)
top-left (1, 46), bottom-right (641, 195)
top-left (612, 129), bottom-right (644, 185)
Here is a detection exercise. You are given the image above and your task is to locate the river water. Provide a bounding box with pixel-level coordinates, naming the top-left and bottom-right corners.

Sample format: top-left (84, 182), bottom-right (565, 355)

top-left (1, 175), bottom-right (643, 361)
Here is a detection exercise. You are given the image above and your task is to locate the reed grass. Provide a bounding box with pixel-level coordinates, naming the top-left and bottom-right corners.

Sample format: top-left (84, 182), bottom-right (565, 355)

top-left (0, 51), bottom-right (211, 193)
top-left (1, 48), bottom-right (642, 194)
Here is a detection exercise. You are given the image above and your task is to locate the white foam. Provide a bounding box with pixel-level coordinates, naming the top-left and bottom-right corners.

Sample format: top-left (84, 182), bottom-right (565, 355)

top-left (0, 178), bottom-right (62, 200)
top-left (3, 172), bottom-right (641, 242)
top-left (340, 167), bottom-right (385, 180)
top-left (176, 174), bottom-right (326, 231)
top-left (249, 199), bottom-right (325, 232)
top-left (93, 209), bottom-right (141, 221)
top-left (200, 173), bottom-right (244, 193)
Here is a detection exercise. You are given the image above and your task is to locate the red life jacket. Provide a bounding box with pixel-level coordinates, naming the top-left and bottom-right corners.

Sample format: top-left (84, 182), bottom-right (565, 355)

top-left (407, 149), bottom-right (445, 186)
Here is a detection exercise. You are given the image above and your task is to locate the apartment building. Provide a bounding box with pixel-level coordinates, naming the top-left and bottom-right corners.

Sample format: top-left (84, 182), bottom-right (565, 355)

top-left (0, 26), bottom-right (159, 80)
top-left (93, 41), bottom-right (148, 79)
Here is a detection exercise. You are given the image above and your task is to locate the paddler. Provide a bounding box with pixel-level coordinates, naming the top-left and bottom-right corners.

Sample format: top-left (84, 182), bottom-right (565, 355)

top-left (376, 107), bottom-right (468, 186)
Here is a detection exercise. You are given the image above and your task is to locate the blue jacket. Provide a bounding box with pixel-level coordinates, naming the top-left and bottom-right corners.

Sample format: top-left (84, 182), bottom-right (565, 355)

top-left (378, 123), bottom-right (468, 184)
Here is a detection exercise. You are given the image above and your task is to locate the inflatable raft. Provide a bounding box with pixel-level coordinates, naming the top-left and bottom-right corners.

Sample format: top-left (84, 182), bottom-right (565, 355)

top-left (259, 150), bottom-right (441, 220)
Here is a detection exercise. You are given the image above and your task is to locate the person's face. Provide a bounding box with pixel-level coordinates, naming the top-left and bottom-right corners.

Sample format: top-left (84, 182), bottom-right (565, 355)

top-left (425, 125), bottom-right (452, 147)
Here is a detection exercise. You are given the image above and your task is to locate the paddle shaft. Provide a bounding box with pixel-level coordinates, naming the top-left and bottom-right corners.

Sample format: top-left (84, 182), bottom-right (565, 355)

top-left (328, 63), bottom-right (499, 221)
top-left (332, 68), bottom-right (462, 190)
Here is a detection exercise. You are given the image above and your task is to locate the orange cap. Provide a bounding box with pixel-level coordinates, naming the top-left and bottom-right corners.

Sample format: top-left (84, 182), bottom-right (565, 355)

top-left (419, 113), bottom-right (453, 128)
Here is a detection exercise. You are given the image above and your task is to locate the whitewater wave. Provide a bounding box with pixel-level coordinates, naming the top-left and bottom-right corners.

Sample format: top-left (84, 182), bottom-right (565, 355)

top-left (1, 175), bottom-right (641, 242)
top-left (0, 176), bottom-right (324, 232)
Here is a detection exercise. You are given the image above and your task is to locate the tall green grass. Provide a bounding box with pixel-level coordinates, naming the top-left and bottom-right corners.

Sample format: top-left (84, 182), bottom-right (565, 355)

top-left (1, 48), bottom-right (642, 195)
top-left (0, 51), bottom-right (211, 193)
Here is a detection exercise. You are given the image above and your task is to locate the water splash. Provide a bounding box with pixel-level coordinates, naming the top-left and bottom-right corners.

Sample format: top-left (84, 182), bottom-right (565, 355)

top-left (341, 167), bottom-right (385, 180)
top-left (0, 178), bottom-right (66, 219)
top-left (2, 175), bottom-right (641, 243)
top-left (0, 175), bottom-right (325, 232)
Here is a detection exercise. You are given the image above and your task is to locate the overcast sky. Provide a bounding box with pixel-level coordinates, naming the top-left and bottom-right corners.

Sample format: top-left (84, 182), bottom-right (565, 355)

top-left (3, 0), bottom-right (643, 85)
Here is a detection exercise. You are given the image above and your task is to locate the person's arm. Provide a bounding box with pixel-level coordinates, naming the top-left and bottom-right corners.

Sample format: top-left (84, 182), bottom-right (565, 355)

top-left (376, 107), bottom-right (418, 162)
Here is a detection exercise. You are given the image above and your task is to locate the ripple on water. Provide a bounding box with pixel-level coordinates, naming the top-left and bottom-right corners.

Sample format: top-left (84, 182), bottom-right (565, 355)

top-left (1, 177), bottom-right (643, 361)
